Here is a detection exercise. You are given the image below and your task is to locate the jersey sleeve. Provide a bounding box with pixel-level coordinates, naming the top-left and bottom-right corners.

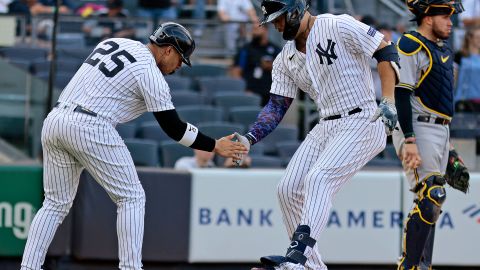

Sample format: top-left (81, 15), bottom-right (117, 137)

top-left (136, 63), bottom-right (175, 112)
top-left (337, 14), bottom-right (384, 58)
top-left (397, 52), bottom-right (419, 91)
top-left (269, 51), bottom-right (298, 98)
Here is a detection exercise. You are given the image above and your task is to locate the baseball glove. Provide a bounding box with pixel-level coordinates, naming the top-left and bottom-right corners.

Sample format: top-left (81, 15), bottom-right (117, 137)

top-left (445, 149), bottom-right (470, 194)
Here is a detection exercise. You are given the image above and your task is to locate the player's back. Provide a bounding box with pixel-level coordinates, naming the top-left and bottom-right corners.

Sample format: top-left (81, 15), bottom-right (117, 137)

top-left (58, 38), bottom-right (170, 123)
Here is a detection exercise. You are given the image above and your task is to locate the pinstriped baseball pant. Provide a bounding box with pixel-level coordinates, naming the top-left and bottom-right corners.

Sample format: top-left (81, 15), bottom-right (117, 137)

top-left (276, 115), bottom-right (386, 270)
top-left (21, 106), bottom-right (145, 270)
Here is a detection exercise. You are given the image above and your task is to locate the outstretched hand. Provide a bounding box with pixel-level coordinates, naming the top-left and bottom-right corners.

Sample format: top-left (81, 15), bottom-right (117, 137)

top-left (214, 134), bottom-right (249, 160)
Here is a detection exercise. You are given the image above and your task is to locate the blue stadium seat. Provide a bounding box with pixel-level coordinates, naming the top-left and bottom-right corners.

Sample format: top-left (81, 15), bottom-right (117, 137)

top-left (165, 75), bottom-right (193, 91)
top-left (124, 138), bottom-right (160, 167)
top-left (198, 77), bottom-right (246, 101)
top-left (276, 140), bottom-right (301, 166)
top-left (137, 121), bottom-right (172, 143)
top-left (8, 59), bottom-right (31, 72)
top-left (176, 105), bottom-right (223, 125)
top-left (0, 47), bottom-right (48, 61)
top-left (171, 90), bottom-right (207, 106)
top-left (159, 141), bottom-right (193, 168)
top-left (229, 106), bottom-right (262, 127)
top-left (116, 123), bottom-right (137, 140)
top-left (36, 71), bottom-right (74, 89)
top-left (213, 93), bottom-right (261, 113)
top-left (132, 112), bottom-right (156, 128)
top-left (32, 59), bottom-right (82, 75)
top-left (450, 112), bottom-right (478, 138)
top-left (262, 125), bottom-right (299, 155)
top-left (179, 64), bottom-right (227, 78)
top-left (197, 121), bottom-right (245, 138)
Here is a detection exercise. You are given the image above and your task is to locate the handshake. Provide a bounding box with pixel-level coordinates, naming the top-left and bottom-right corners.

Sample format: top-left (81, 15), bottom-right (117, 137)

top-left (233, 132), bottom-right (251, 167)
top-left (213, 132), bottom-right (251, 166)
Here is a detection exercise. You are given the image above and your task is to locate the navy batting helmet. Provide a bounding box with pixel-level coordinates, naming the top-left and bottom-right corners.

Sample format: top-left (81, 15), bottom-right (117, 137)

top-left (406, 0), bottom-right (464, 17)
top-left (150, 22), bottom-right (195, 67)
top-left (260, 0), bottom-right (308, 41)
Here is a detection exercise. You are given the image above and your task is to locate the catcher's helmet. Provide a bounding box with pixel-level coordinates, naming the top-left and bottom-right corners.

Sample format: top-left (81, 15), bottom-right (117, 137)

top-left (260, 0), bottom-right (308, 40)
top-left (150, 22), bottom-right (195, 66)
top-left (406, 0), bottom-right (464, 17)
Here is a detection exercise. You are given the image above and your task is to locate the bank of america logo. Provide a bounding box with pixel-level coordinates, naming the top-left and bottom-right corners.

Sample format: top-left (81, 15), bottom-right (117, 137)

top-left (463, 204), bottom-right (480, 224)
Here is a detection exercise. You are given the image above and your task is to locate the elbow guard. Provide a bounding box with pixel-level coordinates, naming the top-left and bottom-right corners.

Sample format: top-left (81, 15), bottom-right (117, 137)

top-left (373, 42), bottom-right (401, 84)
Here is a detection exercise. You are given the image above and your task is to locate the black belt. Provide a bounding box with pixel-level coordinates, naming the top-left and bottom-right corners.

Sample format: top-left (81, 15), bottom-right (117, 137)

top-left (54, 102), bottom-right (97, 117)
top-left (324, 107), bottom-right (362, 121)
top-left (417, 115), bottom-right (450, 125)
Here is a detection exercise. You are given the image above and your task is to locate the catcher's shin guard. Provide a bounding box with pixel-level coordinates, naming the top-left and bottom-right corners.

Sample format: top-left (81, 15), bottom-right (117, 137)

top-left (259, 225), bottom-right (316, 269)
top-left (399, 175), bottom-right (446, 269)
top-left (419, 226), bottom-right (435, 270)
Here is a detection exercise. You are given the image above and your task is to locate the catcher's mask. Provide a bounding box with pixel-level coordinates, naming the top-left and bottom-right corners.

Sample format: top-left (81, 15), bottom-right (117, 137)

top-left (150, 22), bottom-right (195, 67)
top-left (260, 0), bottom-right (309, 41)
top-left (406, 0), bottom-right (464, 18)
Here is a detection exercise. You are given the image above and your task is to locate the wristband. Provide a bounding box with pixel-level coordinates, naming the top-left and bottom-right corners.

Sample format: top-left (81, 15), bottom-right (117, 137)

top-left (404, 137), bottom-right (416, 144)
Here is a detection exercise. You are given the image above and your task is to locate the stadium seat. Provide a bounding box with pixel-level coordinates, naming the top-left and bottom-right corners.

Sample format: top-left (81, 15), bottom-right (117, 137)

top-left (197, 121), bottom-right (245, 138)
top-left (57, 48), bottom-right (93, 62)
top-left (229, 106), bottom-right (262, 127)
top-left (8, 59), bottom-right (31, 72)
top-left (0, 60), bottom-right (28, 94)
top-left (450, 112), bottom-right (478, 138)
top-left (0, 47), bottom-right (48, 61)
top-left (262, 125), bottom-right (299, 155)
top-left (116, 123), bottom-right (137, 140)
top-left (56, 33), bottom-right (87, 49)
top-left (0, 116), bottom-right (27, 139)
top-left (276, 140), bottom-right (301, 166)
top-left (32, 59), bottom-right (82, 75)
top-left (250, 141), bottom-right (265, 156)
top-left (124, 138), bottom-right (160, 167)
top-left (450, 112), bottom-right (477, 130)
top-left (171, 90), bottom-right (207, 106)
top-left (250, 155), bottom-right (283, 168)
top-left (198, 77), bottom-right (246, 101)
top-left (179, 64), bottom-right (227, 78)
top-left (36, 71), bottom-right (74, 89)
top-left (132, 112), bottom-right (156, 127)
top-left (213, 93), bottom-right (261, 113)
top-left (160, 141), bottom-right (193, 168)
top-left (137, 121), bottom-right (172, 143)
top-left (176, 105), bottom-right (223, 125)
top-left (165, 75), bottom-right (193, 91)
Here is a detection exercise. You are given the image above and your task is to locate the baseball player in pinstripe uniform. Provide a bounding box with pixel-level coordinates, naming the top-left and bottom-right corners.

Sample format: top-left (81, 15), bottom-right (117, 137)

top-left (20, 22), bottom-right (247, 270)
top-left (234, 0), bottom-right (400, 269)
top-left (393, 1), bottom-right (464, 269)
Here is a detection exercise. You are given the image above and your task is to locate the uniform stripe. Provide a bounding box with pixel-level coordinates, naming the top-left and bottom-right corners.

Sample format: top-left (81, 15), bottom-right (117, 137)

top-left (20, 37), bottom-right (170, 270)
top-left (268, 13), bottom-right (387, 270)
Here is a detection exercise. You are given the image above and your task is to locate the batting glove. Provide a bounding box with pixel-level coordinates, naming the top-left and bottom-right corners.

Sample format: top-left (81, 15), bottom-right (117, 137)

top-left (233, 132), bottom-right (251, 167)
top-left (372, 97), bottom-right (397, 136)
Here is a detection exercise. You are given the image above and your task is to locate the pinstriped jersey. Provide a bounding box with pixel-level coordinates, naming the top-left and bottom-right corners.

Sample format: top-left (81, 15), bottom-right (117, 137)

top-left (271, 14), bottom-right (383, 118)
top-left (58, 38), bottom-right (174, 124)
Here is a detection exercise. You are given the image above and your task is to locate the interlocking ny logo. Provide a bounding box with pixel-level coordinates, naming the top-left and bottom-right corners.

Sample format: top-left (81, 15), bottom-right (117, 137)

top-left (316, 39), bottom-right (337, 65)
